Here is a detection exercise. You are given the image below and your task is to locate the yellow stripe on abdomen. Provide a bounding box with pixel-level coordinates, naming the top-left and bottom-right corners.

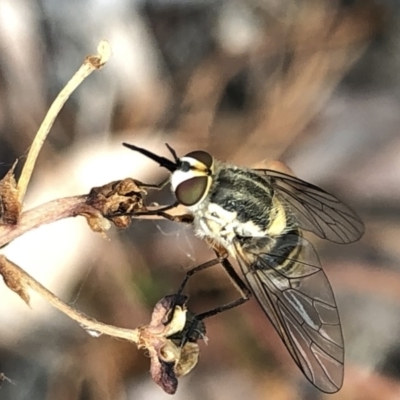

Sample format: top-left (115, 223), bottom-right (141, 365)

top-left (267, 197), bottom-right (287, 237)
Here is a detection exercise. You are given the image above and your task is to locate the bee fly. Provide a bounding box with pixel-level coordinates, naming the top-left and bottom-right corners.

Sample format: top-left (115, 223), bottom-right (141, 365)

top-left (123, 142), bottom-right (364, 393)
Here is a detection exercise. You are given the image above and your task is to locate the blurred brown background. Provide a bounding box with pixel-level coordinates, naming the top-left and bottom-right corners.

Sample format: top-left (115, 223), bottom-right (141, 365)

top-left (0, 0), bottom-right (399, 399)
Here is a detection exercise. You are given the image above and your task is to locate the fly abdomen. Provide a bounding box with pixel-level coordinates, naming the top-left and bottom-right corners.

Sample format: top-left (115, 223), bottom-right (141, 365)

top-left (266, 229), bottom-right (301, 271)
top-left (239, 229), bottom-right (303, 292)
top-left (240, 228), bottom-right (302, 276)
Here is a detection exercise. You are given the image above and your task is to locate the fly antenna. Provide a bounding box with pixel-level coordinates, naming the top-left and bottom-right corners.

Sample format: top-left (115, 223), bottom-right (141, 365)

top-left (165, 143), bottom-right (179, 163)
top-left (122, 143), bottom-right (177, 172)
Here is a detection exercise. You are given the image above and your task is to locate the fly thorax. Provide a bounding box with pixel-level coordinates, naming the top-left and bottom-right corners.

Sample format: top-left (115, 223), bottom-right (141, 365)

top-left (194, 202), bottom-right (265, 247)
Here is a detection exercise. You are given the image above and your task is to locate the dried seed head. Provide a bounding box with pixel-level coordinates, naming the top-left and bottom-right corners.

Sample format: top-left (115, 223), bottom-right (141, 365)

top-left (86, 178), bottom-right (148, 228)
top-left (138, 294), bottom-right (206, 394)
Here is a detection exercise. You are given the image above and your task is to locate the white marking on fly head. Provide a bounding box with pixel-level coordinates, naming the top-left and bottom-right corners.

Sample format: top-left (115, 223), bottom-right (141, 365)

top-left (170, 156), bottom-right (209, 191)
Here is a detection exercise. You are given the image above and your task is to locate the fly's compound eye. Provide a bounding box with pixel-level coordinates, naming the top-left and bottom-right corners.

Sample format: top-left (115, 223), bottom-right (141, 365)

top-left (175, 176), bottom-right (211, 206)
top-left (184, 151), bottom-right (213, 170)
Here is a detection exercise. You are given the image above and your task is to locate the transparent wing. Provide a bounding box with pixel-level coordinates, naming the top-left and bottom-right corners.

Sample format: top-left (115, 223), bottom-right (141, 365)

top-left (233, 235), bottom-right (344, 393)
top-left (255, 169), bottom-right (364, 244)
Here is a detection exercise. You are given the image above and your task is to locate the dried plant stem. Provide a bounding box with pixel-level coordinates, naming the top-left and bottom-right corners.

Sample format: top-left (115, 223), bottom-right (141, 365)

top-left (0, 193), bottom-right (184, 249)
top-left (0, 196), bottom-right (88, 247)
top-left (1, 255), bottom-right (139, 342)
top-left (17, 40), bottom-right (112, 205)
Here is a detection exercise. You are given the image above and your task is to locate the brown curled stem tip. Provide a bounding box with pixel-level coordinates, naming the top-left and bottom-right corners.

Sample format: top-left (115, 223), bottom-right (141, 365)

top-left (138, 295), bottom-right (206, 394)
top-left (0, 372), bottom-right (15, 387)
top-left (85, 40), bottom-right (111, 69)
top-left (0, 255), bottom-right (30, 306)
top-left (0, 161), bottom-right (21, 225)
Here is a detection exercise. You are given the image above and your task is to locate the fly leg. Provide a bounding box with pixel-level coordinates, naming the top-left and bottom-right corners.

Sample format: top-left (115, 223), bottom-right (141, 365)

top-left (162, 257), bottom-right (221, 331)
top-left (164, 257), bottom-right (224, 344)
top-left (131, 202), bottom-right (194, 224)
top-left (123, 178), bottom-right (195, 223)
top-left (136, 177), bottom-right (170, 191)
top-left (196, 257), bottom-right (252, 320)
top-left (175, 257), bottom-right (223, 295)
top-left (173, 248), bottom-right (252, 345)
top-left (177, 243), bottom-right (252, 313)
top-left (102, 175), bottom-right (193, 224)
top-left (133, 177), bottom-right (189, 222)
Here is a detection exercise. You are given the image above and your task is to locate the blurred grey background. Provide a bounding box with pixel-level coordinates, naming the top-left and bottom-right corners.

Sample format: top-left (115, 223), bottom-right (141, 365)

top-left (0, 0), bottom-right (399, 399)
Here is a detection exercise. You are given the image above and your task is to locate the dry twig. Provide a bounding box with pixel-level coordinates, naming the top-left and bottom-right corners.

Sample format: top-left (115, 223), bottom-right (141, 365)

top-left (17, 41), bottom-right (111, 205)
